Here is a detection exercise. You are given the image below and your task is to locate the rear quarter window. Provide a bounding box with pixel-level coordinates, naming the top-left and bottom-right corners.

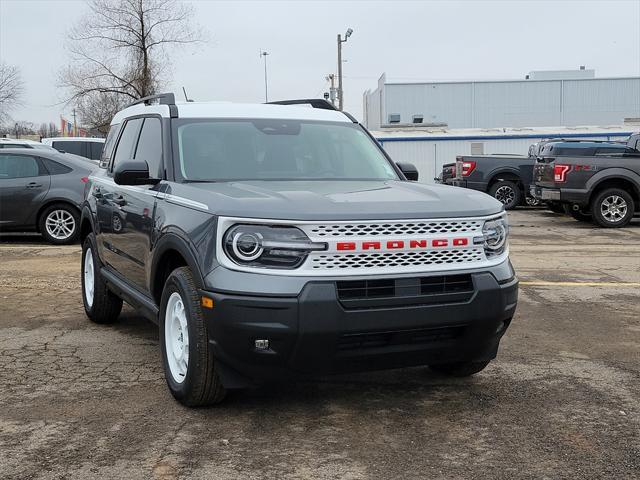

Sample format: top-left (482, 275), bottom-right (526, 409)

top-left (41, 158), bottom-right (73, 175)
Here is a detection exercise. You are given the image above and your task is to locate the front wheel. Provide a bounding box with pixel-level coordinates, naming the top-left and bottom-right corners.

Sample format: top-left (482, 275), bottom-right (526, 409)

top-left (429, 360), bottom-right (491, 377)
top-left (488, 181), bottom-right (521, 210)
top-left (160, 267), bottom-right (226, 407)
top-left (591, 188), bottom-right (635, 228)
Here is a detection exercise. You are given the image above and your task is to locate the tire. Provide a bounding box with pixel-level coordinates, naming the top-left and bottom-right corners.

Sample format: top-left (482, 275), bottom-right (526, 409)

top-left (39, 203), bottom-right (80, 245)
top-left (430, 360), bottom-right (491, 377)
top-left (488, 181), bottom-right (521, 210)
top-left (591, 188), bottom-right (635, 228)
top-left (547, 202), bottom-right (565, 214)
top-left (563, 204), bottom-right (592, 223)
top-left (81, 234), bottom-right (123, 324)
top-left (160, 266), bottom-right (226, 407)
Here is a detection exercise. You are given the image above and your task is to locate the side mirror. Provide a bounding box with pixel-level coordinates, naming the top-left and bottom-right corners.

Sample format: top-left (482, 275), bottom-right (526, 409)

top-left (113, 160), bottom-right (160, 186)
top-left (396, 162), bottom-right (419, 181)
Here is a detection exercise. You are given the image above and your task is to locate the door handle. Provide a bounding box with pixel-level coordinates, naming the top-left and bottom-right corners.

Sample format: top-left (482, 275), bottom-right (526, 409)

top-left (26, 182), bottom-right (42, 189)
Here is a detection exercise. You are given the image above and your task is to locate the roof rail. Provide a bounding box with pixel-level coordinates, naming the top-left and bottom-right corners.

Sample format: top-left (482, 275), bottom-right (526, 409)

top-left (267, 99), bottom-right (338, 111)
top-left (127, 92), bottom-right (176, 108)
top-left (266, 98), bottom-right (358, 123)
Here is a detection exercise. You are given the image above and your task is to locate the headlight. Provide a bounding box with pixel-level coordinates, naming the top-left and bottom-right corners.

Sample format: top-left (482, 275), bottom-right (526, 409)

top-left (223, 224), bottom-right (326, 269)
top-left (481, 215), bottom-right (509, 257)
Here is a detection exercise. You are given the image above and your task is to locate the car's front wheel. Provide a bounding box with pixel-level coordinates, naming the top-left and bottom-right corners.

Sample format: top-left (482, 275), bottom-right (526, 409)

top-left (160, 267), bottom-right (226, 407)
top-left (81, 234), bottom-right (122, 323)
top-left (429, 360), bottom-right (491, 377)
top-left (40, 203), bottom-right (80, 244)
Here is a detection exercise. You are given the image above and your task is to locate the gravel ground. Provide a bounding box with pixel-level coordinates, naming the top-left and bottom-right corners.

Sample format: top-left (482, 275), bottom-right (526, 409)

top-left (0, 210), bottom-right (638, 479)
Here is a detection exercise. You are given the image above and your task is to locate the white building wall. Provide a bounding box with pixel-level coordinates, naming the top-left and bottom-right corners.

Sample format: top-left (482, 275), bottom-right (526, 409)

top-left (364, 75), bottom-right (640, 129)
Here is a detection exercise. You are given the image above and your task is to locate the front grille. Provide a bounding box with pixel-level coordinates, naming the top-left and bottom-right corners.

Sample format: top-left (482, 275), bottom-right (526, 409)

top-left (306, 220), bottom-right (483, 237)
top-left (312, 248), bottom-right (484, 270)
top-left (338, 326), bottom-right (465, 351)
top-left (336, 274), bottom-right (475, 309)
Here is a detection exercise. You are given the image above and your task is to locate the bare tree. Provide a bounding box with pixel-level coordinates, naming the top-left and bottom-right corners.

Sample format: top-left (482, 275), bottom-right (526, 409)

top-left (0, 63), bottom-right (24, 125)
top-left (60, 0), bottom-right (203, 130)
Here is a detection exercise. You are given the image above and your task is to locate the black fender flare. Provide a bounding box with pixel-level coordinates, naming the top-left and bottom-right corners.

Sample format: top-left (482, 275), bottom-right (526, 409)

top-left (151, 231), bottom-right (206, 291)
top-left (585, 169), bottom-right (640, 201)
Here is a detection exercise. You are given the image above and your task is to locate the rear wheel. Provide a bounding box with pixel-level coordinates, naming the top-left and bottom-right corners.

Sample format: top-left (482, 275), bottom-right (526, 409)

top-left (591, 188), bottom-right (635, 228)
top-left (489, 181), bottom-right (521, 210)
top-left (430, 360), bottom-right (491, 377)
top-left (160, 266), bottom-right (226, 407)
top-left (81, 234), bottom-right (122, 324)
top-left (39, 203), bottom-right (80, 244)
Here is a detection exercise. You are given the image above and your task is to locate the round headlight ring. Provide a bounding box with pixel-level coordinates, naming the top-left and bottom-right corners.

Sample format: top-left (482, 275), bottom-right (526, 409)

top-left (483, 219), bottom-right (508, 251)
top-left (232, 231), bottom-right (264, 261)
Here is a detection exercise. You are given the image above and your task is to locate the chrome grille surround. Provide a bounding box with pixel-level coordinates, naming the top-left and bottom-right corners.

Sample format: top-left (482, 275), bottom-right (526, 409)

top-left (216, 215), bottom-right (508, 277)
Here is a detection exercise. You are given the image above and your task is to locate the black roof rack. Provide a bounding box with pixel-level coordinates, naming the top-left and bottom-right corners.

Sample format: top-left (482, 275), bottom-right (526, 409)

top-left (266, 98), bottom-right (358, 123)
top-left (127, 92), bottom-right (176, 108)
top-left (267, 99), bottom-right (338, 111)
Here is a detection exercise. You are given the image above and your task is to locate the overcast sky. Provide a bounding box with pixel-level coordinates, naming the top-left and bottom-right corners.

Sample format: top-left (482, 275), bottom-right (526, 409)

top-left (1, 0), bottom-right (639, 125)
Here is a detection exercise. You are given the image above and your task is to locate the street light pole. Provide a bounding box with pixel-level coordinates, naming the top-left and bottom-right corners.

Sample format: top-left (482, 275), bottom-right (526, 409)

top-left (260, 50), bottom-right (269, 102)
top-left (336, 28), bottom-right (353, 111)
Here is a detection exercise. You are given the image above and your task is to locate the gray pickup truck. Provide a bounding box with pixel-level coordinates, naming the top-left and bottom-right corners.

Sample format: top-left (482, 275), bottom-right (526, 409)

top-left (531, 133), bottom-right (640, 227)
top-left (79, 94), bottom-right (518, 406)
top-left (451, 140), bottom-right (630, 210)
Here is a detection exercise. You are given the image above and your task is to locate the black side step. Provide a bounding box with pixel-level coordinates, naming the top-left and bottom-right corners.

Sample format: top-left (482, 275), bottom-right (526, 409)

top-left (100, 267), bottom-right (159, 324)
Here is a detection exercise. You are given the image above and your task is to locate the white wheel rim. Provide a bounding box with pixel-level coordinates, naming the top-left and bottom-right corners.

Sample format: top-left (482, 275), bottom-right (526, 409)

top-left (83, 248), bottom-right (94, 308)
top-left (495, 186), bottom-right (515, 205)
top-left (165, 292), bottom-right (189, 384)
top-left (601, 195), bottom-right (627, 223)
top-left (45, 209), bottom-right (76, 240)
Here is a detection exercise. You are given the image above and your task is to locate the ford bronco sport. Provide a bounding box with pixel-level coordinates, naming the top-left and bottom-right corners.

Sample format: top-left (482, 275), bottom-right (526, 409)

top-left (80, 94), bottom-right (518, 407)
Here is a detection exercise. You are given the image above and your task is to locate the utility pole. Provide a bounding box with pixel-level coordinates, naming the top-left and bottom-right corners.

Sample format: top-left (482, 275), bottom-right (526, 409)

top-left (260, 50), bottom-right (269, 102)
top-left (336, 28), bottom-right (353, 111)
top-left (72, 109), bottom-right (77, 137)
top-left (326, 74), bottom-right (336, 106)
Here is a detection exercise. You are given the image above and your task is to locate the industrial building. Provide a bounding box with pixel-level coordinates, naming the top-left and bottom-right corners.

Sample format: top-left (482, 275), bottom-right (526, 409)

top-left (363, 69), bottom-right (640, 130)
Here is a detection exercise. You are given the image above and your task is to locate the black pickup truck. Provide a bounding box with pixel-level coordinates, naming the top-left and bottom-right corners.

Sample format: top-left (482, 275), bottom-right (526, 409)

top-left (531, 133), bottom-right (640, 227)
top-left (451, 140), bottom-right (630, 210)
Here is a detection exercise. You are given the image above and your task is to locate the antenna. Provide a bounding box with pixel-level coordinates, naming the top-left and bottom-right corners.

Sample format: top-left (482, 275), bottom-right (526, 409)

top-left (182, 86), bottom-right (194, 102)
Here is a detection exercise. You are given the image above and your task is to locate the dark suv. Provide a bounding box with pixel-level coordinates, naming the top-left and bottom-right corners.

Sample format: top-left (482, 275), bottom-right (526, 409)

top-left (80, 94), bottom-right (518, 406)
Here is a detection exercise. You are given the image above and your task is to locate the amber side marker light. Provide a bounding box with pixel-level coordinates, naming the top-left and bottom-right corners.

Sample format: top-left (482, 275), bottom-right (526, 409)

top-left (201, 297), bottom-right (214, 309)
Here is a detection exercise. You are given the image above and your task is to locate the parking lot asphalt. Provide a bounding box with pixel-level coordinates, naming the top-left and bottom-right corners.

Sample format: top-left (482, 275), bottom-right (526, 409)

top-left (0, 210), bottom-right (638, 480)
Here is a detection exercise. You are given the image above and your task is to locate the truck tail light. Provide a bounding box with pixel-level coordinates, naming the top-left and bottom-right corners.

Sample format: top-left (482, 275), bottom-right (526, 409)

top-left (81, 176), bottom-right (89, 183)
top-left (553, 164), bottom-right (571, 183)
top-left (461, 161), bottom-right (476, 177)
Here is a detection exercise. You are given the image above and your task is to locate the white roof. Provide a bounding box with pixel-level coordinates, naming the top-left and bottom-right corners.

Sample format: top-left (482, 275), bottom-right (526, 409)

top-left (111, 101), bottom-right (351, 125)
top-left (42, 137), bottom-right (105, 144)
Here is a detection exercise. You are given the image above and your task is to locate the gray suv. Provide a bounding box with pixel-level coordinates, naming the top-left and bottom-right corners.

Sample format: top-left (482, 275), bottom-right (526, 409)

top-left (80, 94), bottom-right (518, 407)
top-left (0, 148), bottom-right (95, 244)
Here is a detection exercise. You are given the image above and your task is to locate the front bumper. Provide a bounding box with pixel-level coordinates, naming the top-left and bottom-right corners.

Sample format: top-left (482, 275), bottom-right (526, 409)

top-left (201, 265), bottom-right (518, 387)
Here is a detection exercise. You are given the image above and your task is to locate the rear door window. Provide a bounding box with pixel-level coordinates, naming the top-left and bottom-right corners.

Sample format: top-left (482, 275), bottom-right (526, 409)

top-left (0, 154), bottom-right (42, 178)
top-left (52, 141), bottom-right (86, 157)
top-left (89, 142), bottom-right (104, 160)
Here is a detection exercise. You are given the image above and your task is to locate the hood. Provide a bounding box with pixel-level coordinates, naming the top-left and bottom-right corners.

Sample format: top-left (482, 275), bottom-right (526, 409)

top-left (167, 180), bottom-right (504, 220)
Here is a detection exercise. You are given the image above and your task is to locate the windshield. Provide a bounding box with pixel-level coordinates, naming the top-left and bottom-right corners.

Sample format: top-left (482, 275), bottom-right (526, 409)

top-left (174, 119), bottom-right (398, 181)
